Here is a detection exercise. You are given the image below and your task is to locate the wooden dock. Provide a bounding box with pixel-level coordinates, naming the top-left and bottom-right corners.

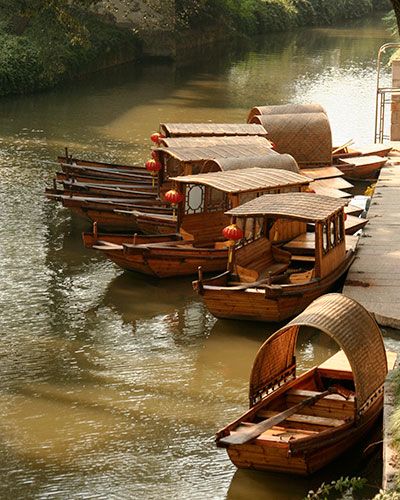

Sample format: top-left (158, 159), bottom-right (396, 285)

top-left (343, 163), bottom-right (400, 328)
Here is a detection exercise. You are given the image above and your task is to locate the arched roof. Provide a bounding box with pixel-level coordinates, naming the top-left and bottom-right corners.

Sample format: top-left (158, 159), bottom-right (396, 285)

top-left (249, 293), bottom-right (387, 414)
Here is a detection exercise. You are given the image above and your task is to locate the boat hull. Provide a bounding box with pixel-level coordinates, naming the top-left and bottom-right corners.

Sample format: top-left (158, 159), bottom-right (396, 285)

top-left (195, 253), bottom-right (355, 322)
top-left (226, 396), bottom-right (382, 475)
top-left (96, 244), bottom-right (228, 278)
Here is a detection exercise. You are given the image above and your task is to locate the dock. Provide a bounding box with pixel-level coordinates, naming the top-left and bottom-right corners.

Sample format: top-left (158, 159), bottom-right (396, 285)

top-left (343, 161), bottom-right (400, 328)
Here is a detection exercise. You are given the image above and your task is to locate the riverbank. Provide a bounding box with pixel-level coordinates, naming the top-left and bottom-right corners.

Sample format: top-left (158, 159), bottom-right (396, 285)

top-left (0, 0), bottom-right (392, 97)
top-left (0, 5), bottom-right (141, 97)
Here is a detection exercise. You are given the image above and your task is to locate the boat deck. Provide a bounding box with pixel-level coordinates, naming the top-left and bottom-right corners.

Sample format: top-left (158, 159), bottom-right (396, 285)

top-left (343, 163), bottom-right (400, 328)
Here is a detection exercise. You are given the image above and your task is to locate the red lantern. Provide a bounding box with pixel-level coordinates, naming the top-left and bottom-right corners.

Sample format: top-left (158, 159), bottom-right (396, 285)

top-left (145, 159), bottom-right (161, 173)
top-left (165, 189), bottom-right (184, 217)
top-left (145, 159), bottom-right (161, 187)
top-left (150, 132), bottom-right (165, 145)
top-left (344, 212), bottom-right (347, 221)
top-left (222, 224), bottom-right (243, 268)
top-left (165, 189), bottom-right (184, 206)
top-left (222, 224), bottom-right (243, 242)
top-left (151, 150), bottom-right (159, 161)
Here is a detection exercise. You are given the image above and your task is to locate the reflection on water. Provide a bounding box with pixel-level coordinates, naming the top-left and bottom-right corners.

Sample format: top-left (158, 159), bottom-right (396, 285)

top-left (0, 12), bottom-right (398, 499)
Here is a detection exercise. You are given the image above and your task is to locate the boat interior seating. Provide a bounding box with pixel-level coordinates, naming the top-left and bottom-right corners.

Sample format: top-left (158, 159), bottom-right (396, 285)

top-left (235, 238), bottom-right (291, 282)
top-left (243, 370), bottom-right (356, 445)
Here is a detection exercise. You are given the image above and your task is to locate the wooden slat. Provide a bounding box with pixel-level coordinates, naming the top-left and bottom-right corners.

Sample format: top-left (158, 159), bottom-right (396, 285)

top-left (257, 410), bottom-right (346, 428)
top-left (311, 177), bottom-right (353, 190)
top-left (312, 183), bottom-right (352, 199)
top-left (301, 166), bottom-right (344, 180)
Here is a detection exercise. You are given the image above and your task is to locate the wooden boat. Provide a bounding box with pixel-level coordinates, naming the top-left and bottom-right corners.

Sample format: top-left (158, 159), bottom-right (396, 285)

top-left (60, 195), bottom-right (169, 214)
top-left (58, 149), bottom-right (145, 173)
top-left (215, 293), bottom-right (396, 475)
top-left (193, 193), bottom-right (355, 322)
top-left (301, 166), bottom-right (344, 180)
top-left (82, 223), bottom-right (182, 248)
top-left (45, 182), bottom-right (157, 200)
top-left (332, 142), bottom-right (392, 160)
top-left (62, 200), bottom-right (172, 229)
top-left (90, 168), bottom-right (311, 277)
top-left (60, 163), bottom-right (153, 184)
top-left (55, 171), bottom-right (155, 187)
top-left (79, 207), bottom-right (176, 233)
top-left (336, 155), bottom-right (387, 180)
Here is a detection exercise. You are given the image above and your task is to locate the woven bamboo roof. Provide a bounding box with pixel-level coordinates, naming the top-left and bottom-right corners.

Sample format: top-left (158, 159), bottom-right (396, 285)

top-left (250, 112), bottom-right (332, 165)
top-left (249, 293), bottom-right (387, 414)
top-left (202, 153), bottom-right (300, 173)
top-left (226, 192), bottom-right (346, 221)
top-left (170, 167), bottom-right (310, 193)
top-left (156, 144), bottom-right (275, 162)
top-left (159, 135), bottom-right (272, 148)
top-left (247, 102), bottom-right (327, 122)
top-left (159, 123), bottom-right (267, 137)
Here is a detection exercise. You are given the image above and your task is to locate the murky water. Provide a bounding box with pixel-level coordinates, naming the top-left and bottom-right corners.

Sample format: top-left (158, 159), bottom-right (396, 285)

top-left (0, 12), bottom-right (399, 499)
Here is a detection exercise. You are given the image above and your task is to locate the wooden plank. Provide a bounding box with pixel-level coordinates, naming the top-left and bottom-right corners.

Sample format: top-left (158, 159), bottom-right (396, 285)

top-left (258, 410), bottom-right (346, 428)
top-left (302, 166), bottom-right (344, 180)
top-left (338, 155), bottom-right (387, 167)
top-left (312, 182), bottom-right (352, 198)
top-left (345, 214), bottom-right (368, 234)
top-left (283, 233), bottom-right (358, 254)
top-left (311, 177), bottom-right (353, 190)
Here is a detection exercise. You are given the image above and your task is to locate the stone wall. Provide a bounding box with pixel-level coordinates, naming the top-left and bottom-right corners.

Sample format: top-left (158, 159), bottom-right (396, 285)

top-left (97, 0), bottom-right (176, 57)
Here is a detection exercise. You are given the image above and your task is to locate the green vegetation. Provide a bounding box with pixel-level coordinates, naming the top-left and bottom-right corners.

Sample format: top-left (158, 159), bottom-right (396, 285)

top-left (304, 476), bottom-right (367, 499)
top-left (0, 0), bottom-right (393, 96)
top-left (177, 0), bottom-right (392, 35)
top-left (0, 1), bottom-right (141, 96)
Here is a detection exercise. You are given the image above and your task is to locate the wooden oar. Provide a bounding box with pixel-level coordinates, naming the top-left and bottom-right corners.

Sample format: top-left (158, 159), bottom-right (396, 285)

top-left (219, 387), bottom-right (346, 446)
top-left (332, 139), bottom-right (354, 155)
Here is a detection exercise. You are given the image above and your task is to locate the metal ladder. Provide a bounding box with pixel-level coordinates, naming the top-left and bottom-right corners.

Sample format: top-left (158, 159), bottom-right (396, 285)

top-left (374, 42), bottom-right (400, 143)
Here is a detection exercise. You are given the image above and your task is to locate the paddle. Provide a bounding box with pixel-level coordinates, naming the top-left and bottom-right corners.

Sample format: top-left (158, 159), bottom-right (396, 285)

top-left (219, 386), bottom-right (348, 446)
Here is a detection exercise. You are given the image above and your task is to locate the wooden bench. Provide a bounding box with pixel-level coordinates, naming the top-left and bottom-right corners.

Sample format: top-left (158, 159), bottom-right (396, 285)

top-left (256, 410), bottom-right (347, 432)
top-left (286, 389), bottom-right (355, 419)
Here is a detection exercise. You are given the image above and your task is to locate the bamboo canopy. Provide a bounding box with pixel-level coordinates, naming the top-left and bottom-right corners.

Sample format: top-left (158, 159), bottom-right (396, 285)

top-left (249, 107), bottom-right (332, 166)
top-left (249, 293), bottom-right (388, 414)
top-left (159, 135), bottom-right (272, 148)
top-left (171, 167), bottom-right (310, 193)
top-left (226, 192), bottom-right (346, 222)
top-left (202, 153), bottom-right (300, 173)
top-left (247, 102), bottom-right (327, 122)
top-left (159, 123), bottom-right (267, 138)
top-left (155, 144), bottom-right (275, 163)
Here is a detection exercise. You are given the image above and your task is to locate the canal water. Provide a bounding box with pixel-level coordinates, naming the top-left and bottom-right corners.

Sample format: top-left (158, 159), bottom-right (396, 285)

top-left (0, 12), bottom-right (399, 499)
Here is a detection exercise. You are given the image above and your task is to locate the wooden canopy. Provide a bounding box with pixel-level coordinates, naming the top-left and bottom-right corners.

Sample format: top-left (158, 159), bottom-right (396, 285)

top-left (226, 193), bottom-right (346, 222)
top-left (249, 107), bottom-right (332, 166)
top-left (247, 102), bottom-right (327, 123)
top-left (159, 123), bottom-right (267, 138)
top-left (155, 144), bottom-right (275, 163)
top-left (170, 167), bottom-right (310, 193)
top-left (249, 293), bottom-right (388, 415)
top-left (159, 135), bottom-right (272, 148)
top-left (202, 153), bottom-right (300, 173)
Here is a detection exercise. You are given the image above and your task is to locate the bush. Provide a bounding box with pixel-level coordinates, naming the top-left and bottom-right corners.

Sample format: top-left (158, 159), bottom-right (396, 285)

top-left (0, 6), bottom-right (141, 96)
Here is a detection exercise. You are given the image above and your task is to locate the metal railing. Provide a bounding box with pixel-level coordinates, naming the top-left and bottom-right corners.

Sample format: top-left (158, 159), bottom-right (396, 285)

top-left (374, 42), bottom-right (400, 143)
